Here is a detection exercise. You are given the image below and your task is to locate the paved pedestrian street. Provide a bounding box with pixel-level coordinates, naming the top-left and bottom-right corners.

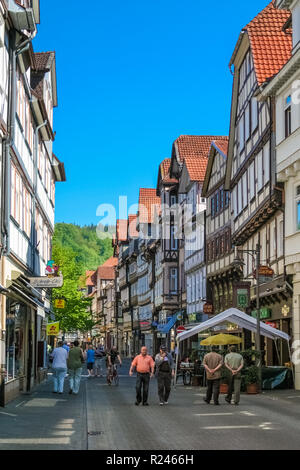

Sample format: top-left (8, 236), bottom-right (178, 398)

top-left (1, 363), bottom-right (300, 451)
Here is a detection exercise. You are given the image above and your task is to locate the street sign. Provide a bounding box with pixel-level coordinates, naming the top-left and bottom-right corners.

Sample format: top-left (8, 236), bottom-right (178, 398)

top-left (177, 326), bottom-right (186, 334)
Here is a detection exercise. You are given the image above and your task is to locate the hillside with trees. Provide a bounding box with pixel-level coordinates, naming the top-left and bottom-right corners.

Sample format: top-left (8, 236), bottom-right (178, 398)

top-left (51, 223), bottom-right (114, 332)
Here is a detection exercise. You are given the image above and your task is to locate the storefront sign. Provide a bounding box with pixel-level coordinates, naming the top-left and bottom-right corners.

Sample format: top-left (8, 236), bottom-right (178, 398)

top-left (255, 265), bottom-right (274, 278)
top-left (237, 289), bottom-right (249, 308)
top-left (233, 283), bottom-right (250, 309)
top-left (54, 299), bottom-right (66, 309)
top-left (140, 321), bottom-right (151, 329)
top-left (46, 322), bottom-right (60, 336)
top-left (203, 303), bottom-right (214, 315)
top-left (251, 308), bottom-right (271, 320)
top-left (29, 275), bottom-right (63, 288)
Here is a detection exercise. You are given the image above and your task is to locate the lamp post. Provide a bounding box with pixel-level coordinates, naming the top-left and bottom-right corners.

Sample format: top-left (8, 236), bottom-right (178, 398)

top-left (232, 244), bottom-right (262, 390)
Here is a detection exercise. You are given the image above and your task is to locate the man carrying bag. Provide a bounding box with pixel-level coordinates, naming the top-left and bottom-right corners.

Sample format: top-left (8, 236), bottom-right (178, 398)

top-left (155, 345), bottom-right (175, 406)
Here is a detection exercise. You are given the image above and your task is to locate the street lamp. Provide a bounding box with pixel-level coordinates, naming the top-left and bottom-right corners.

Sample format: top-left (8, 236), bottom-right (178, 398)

top-left (232, 244), bottom-right (261, 389)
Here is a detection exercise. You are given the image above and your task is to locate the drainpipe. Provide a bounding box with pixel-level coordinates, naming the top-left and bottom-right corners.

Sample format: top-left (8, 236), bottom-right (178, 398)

top-left (31, 120), bottom-right (47, 274)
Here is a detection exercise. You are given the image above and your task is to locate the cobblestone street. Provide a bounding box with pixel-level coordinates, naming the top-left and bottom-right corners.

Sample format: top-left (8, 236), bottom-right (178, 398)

top-left (1, 363), bottom-right (300, 451)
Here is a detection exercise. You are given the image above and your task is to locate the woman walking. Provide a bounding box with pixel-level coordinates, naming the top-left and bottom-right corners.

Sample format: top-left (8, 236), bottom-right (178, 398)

top-left (68, 340), bottom-right (84, 395)
top-left (50, 341), bottom-right (68, 394)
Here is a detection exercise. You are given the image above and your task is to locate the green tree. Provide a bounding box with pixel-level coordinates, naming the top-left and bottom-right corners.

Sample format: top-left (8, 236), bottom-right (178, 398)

top-left (52, 242), bottom-right (93, 333)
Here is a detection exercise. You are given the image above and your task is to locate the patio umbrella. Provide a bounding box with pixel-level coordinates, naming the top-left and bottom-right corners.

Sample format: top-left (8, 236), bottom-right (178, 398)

top-left (200, 333), bottom-right (242, 346)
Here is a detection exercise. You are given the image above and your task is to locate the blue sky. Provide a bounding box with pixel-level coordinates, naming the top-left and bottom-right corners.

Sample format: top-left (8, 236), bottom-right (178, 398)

top-left (33, 0), bottom-right (269, 227)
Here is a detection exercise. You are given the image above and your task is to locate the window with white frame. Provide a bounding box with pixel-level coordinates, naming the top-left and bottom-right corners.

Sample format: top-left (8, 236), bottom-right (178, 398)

top-left (257, 151), bottom-right (263, 191)
top-left (249, 161), bottom-right (255, 200)
top-left (251, 97), bottom-right (258, 132)
top-left (170, 268), bottom-right (178, 294)
top-left (285, 95), bottom-right (292, 138)
top-left (242, 172), bottom-right (248, 209)
top-left (263, 141), bottom-right (270, 185)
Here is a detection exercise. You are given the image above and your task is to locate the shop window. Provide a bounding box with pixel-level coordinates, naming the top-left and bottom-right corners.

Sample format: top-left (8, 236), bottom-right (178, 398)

top-left (5, 301), bottom-right (26, 383)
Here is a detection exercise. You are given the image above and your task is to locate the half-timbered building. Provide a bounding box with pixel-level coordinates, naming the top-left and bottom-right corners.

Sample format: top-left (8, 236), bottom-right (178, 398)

top-left (224, 1), bottom-right (293, 366)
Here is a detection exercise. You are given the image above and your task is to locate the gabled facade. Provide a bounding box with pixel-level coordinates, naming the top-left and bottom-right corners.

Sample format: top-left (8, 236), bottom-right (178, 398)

top-left (259, 0), bottom-right (300, 386)
top-left (202, 139), bottom-right (242, 319)
top-left (0, 1), bottom-right (66, 405)
top-left (224, 1), bottom-right (293, 366)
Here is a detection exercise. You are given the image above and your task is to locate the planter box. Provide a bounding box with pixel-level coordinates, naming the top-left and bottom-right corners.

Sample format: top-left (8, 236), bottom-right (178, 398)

top-left (246, 383), bottom-right (259, 394)
top-left (220, 383), bottom-right (229, 394)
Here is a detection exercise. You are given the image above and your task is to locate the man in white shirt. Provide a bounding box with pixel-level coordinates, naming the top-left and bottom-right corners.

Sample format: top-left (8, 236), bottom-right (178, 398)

top-left (50, 341), bottom-right (68, 394)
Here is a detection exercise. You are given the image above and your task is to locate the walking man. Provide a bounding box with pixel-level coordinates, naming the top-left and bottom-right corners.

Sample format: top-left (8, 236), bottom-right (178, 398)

top-left (203, 346), bottom-right (223, 405)
top-left (129, 346), bottom-right (155, 406)
top-left (155, 345), bottom-right (175, 406)
top-left (94, 343), bottom-right (106, 377)
top-left (68, 340), bottom-right (84, 395)
top-left (50, 341), bottom-right (68, 394)
top-left (224, 346), bottom-right (244, 405)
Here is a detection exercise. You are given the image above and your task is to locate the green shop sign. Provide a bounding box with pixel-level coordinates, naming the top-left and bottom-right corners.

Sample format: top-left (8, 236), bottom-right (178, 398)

top-left (251, 308), bottom-right (271, 320)
top-left (237, 289), bottom-right (249, 308)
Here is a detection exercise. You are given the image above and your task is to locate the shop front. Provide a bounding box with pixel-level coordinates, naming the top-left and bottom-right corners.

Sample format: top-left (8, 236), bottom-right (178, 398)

top-left (139, 304), bottom-right (153, 356)
top-left (251, 300), bottom-right (293, 366)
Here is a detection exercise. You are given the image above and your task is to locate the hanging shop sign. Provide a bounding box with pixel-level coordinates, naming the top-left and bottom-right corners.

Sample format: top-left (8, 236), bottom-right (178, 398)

top-left (233, 283), bottom-right (251, 309)
top-left (46, 322), bottom-right (60, 336)
top-left (29, 275), bottom-right (63, 288)
top-left (253, 266), bottom-right (274, 279)
top-left (54, 299), bottom-right (66, 309)
top-left (203, 302), bottom-right (214, 315)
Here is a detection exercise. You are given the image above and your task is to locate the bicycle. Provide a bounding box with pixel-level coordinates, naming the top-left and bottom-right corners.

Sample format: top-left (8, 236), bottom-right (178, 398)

top-left (106, 363), bottom-right (119, 386)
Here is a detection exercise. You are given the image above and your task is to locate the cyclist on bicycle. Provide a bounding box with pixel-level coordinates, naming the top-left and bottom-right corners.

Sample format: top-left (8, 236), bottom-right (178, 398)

top-left (106, 346), bottom-right (122, 383)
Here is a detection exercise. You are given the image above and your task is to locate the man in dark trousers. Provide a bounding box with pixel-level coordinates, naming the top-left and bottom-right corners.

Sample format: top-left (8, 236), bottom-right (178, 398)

top-left (155, 345), bottom-right (175, 406)
top-left (203, 346), bottom-right (223, 405)
top-left (129, 346), bottom-right (155, 406)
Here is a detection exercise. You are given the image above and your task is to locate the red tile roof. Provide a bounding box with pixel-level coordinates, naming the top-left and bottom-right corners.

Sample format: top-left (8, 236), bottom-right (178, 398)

top-left (86, 270), bottom-right (96, 287)
top-left (175, 135), bottom-right (229, 162)
top-left (245, 1), bottom-right (292, 86)
top-left (212, 138), bottom-right (229, 157)
top-left (97, 266), bottom-right (116, 280)
top-left (184, 157), bottom-right (208, 183)
top-left (102, 256), bottom-right (118, 267)
top-left (116, 219), bottom-right (128, 242)
top-left (138, 188), bottom-right (161, 224)
top-left (160, 159), bottom-right (178, 184)
top-left (128, 214), bottom-right (139, 238)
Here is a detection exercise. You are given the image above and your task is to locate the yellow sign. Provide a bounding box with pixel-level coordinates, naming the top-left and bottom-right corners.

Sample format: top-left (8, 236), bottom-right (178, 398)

top-left (47, 322), bottom-right (60, 336)
top-left (54, 299), bottom-right (66, 309)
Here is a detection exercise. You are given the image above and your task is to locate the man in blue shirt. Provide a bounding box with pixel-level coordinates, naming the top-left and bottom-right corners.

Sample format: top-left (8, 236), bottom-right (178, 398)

top-left (86, 344), bottom-right (95, 377)
top-left (62, 341), bottom-right (70, 353)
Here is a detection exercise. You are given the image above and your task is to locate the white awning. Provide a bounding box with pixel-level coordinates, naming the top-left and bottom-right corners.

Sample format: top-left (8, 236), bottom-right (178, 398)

top-left (176, 308), bottom-right (290, 343)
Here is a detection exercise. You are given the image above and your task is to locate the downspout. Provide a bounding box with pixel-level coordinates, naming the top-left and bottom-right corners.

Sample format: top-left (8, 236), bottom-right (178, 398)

top-left (31, 120), bottom-right (47, 274)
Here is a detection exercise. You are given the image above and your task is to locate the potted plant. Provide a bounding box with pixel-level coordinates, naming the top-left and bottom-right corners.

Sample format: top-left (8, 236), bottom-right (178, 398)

top-left (245, 365), bottom-right (259, 394)
top-left (220, 366), bottom-right (231, 394)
